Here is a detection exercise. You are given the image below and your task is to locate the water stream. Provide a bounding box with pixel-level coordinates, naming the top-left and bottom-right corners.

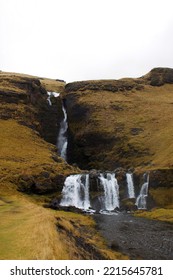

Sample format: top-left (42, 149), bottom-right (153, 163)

top-left (126, 173), bottom-right (135, 198)
top-left (135, 173), bottom-right (149, 209)
top-left (47, 91), bottom-right (60, 106)
top-left (57, 101), bottom-right (68, 161)
top-left (99, 173), bottom-right (119, 211)
top-left (60, 174), bottom-right (90, 210)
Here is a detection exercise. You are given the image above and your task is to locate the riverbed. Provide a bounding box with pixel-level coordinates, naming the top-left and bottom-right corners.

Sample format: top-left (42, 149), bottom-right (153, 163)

top-left (93, 213), bottom-right (173, 260)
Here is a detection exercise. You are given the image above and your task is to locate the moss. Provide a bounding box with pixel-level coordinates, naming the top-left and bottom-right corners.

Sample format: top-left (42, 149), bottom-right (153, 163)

top-left (149, 188), bottom-right (173, 208)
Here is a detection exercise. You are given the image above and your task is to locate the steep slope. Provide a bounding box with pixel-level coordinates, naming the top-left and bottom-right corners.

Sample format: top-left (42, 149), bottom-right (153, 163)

top-left (65, 68), bottom-right (173, 172)
top-left (0, 71), bottom-right (79, 194)
top-left (0, 71), bottom-right (127, 260)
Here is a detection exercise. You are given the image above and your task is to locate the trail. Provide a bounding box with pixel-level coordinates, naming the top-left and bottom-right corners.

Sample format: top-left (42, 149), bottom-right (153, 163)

top-left (94, 213), bottom-right (173, 260)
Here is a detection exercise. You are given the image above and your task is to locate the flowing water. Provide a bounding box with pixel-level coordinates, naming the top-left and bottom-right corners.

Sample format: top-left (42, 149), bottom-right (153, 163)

top-left (126, 173), bottom-right (135, 198)
top-left (47, 91), bottom-right (60, 106)
top-left (60, 174), bottom-right (90, 210)
top-left (99, 173), bottom-right (119, 211)
top-left (57, 102), bottom-right (68, 160)
top-left (60, 173), bottom-right (120, 212)
top-left (135, 173), bottom-right (149, 209)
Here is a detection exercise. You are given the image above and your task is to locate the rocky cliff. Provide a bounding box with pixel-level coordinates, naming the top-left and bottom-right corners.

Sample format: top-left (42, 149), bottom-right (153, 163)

top-left (0, 69), bottom-right (173, 260)
top-left (65, 68), bottom-right (173, 172)
top-left (0, 72), bottom-right (79, 194)
top-left (1, 69), bottom-right (173, 201)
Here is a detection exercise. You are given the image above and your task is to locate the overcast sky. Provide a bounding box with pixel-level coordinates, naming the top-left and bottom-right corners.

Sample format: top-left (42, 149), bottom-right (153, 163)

top-left (1, 0), bottom-right (173, 82)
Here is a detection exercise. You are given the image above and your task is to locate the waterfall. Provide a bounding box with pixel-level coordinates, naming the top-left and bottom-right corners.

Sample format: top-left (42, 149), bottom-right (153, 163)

top-left (99, 173), bottom-right (119, 211)
top-left (57, 102), bottom-right (68, 160)
top-left (60, 174), bottom-right (90, 210)
top-left (47, 91), bottom-right (60, 106)
top-left (126, 173), bottom-right (135, 198)
top-left (135, 173), bottom-right (149, 209)
top-left (60, 172), bottom-right (150, 213)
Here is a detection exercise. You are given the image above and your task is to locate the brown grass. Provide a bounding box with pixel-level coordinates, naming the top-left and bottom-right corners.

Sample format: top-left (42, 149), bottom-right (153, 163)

top-left (65, 83), bottom-right (173, 170)
top-left (149, 188), bottom-right (173, 208)
top-left (0, 71), bottom-right (65, 93)
top-left (135, 208), bottom-right (173, 223)
top-left (0, 185), bottom-right (128, 260)
top-left (0, 119), bottom-right (77, 184)
top-left (0, 187), bottom-right (69, 259)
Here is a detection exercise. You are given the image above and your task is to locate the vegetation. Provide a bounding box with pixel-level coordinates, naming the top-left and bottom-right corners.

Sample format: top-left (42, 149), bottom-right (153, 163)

top-left (0, 68), bottom-right (173, 259)
top-left (0, 71), bottom-right (128, 260)
top-left (66, 82), bottom-right (173, 171)
top-left (135, 208), bottom-right (173, 224)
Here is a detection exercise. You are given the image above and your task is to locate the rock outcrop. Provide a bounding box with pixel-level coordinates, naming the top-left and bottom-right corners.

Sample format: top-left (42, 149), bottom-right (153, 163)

top-left (64, 68), bottom-right (173, 173)
top-left (0, 72), bottom-right (79, 194)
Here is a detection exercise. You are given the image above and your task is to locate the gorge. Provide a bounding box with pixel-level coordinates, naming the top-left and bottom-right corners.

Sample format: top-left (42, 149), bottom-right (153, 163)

top-left (0, 68), bottom-right (173, 260)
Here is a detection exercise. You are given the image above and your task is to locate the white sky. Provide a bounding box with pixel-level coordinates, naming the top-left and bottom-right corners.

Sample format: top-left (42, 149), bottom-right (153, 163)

top-left (0, 0), bottom-right (173, 82)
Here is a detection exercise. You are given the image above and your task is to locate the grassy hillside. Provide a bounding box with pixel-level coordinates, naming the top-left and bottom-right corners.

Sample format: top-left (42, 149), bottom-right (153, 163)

top-left (0, 71), bottom-right (129, 260)
top-left (64, 68), bottom-right (173, 223)
top-left (65, 69), bottom-right (173, 171)
top-left (0, 69), bottom-right (172, 259)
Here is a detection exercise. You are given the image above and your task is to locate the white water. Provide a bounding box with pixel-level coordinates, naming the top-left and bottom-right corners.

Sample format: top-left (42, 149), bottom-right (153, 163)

top-left (47, 92), bottom-right (60, 106)
top-left (135, 174), bottom-right (149, 209)
top-left (99, 173), bottom-right (119, 211)
top-left (60, 174), bottom-right (91, 210)
top-left (57, 103), bottom-right (68, 160)
top-left (126, 173), bottom-right (135, 198)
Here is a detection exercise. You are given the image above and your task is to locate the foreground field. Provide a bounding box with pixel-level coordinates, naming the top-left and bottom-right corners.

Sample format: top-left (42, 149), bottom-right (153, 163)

top-left (0, 186), bottom-right (127, 260)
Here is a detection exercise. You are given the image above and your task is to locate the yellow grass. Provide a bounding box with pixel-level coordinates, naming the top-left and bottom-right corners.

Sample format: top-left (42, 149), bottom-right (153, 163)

top-left (0, 71), bottom-right (65, 93)
top-left (0, 185), bottom-right (128, 260)
top-left (65, 83), bottom-right (173, 170)
top-left (0, 119), bottom-right (77, 183)
top-left (135, 208), bottom-right (173, 223)
top-left (0, 187), bottom-right (69, 259)
top-left (149, 188), bottom-right (173, 208)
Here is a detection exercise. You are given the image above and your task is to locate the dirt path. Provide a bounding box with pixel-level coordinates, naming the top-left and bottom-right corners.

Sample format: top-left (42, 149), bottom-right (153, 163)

top-left (93, 213), bottom-right (173, 260)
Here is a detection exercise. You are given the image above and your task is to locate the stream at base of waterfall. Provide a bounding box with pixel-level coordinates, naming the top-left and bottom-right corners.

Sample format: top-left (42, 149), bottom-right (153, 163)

top-left (48, 92), bottom-right (172, 260)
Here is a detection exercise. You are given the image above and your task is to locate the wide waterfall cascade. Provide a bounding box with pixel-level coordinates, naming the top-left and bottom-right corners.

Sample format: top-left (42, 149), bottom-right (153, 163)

top-left (57, 102), bottom-right (68, 160)
top-left (135, 174), bottom-right (149, 209)
top-left (99, 173), bottom-right (119, 211)
top-left (47, 92), bottom-right (60, 106)
top-left (126, 173), bottom-right (135, 198)
top-left (60, 174), bottom-right (91, 210)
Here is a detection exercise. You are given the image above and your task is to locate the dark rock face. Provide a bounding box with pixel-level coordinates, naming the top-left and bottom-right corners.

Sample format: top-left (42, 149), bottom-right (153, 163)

top-left (145, 67), bottom-right (173, 86)
top-left (17, 173), bottom-right (66, 194)
top-left (0, 75), bottom-right (64, 146)
top-left (149, 169), bottom-right (173, 188)
top-left (65, 79), bottom-right (144, 93)
top-left (64, 68), bottom-right (173, 171)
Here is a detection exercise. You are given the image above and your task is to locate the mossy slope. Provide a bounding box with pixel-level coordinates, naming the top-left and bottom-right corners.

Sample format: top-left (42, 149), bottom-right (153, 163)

top-left (65, 68), bottom-right (173, 172)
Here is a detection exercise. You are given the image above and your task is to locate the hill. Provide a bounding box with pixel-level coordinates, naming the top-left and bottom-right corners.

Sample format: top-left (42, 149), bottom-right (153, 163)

top-left (0, 68), bottom-right (173, 260)
top-left (0, 71), bottom-right (127, 260)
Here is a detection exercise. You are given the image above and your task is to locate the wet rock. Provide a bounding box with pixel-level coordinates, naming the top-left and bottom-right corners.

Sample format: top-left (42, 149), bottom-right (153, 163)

top-left (121, 198), bottom-right (137, 212)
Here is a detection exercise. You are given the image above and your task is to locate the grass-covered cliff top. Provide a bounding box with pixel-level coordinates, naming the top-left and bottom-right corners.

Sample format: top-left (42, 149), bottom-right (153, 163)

top-left (65, 68), bottom-right (173, 171)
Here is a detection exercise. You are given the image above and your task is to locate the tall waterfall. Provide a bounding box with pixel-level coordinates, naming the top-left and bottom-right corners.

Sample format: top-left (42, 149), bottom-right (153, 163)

top-left (126, 173), bottom-right (135, 198)
top-left (135, 173), bottom-right (149, 209)
top-left (60, 174), bottom-right (90, 210)
top-left (99, 173), bottom-right (119, 211)
top-left (57, 102), bottom-right (68, 160)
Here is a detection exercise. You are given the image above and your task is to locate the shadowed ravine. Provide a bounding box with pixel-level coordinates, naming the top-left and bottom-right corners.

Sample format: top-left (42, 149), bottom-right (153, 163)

top-left (93, 213), bottom-right (173, 260)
